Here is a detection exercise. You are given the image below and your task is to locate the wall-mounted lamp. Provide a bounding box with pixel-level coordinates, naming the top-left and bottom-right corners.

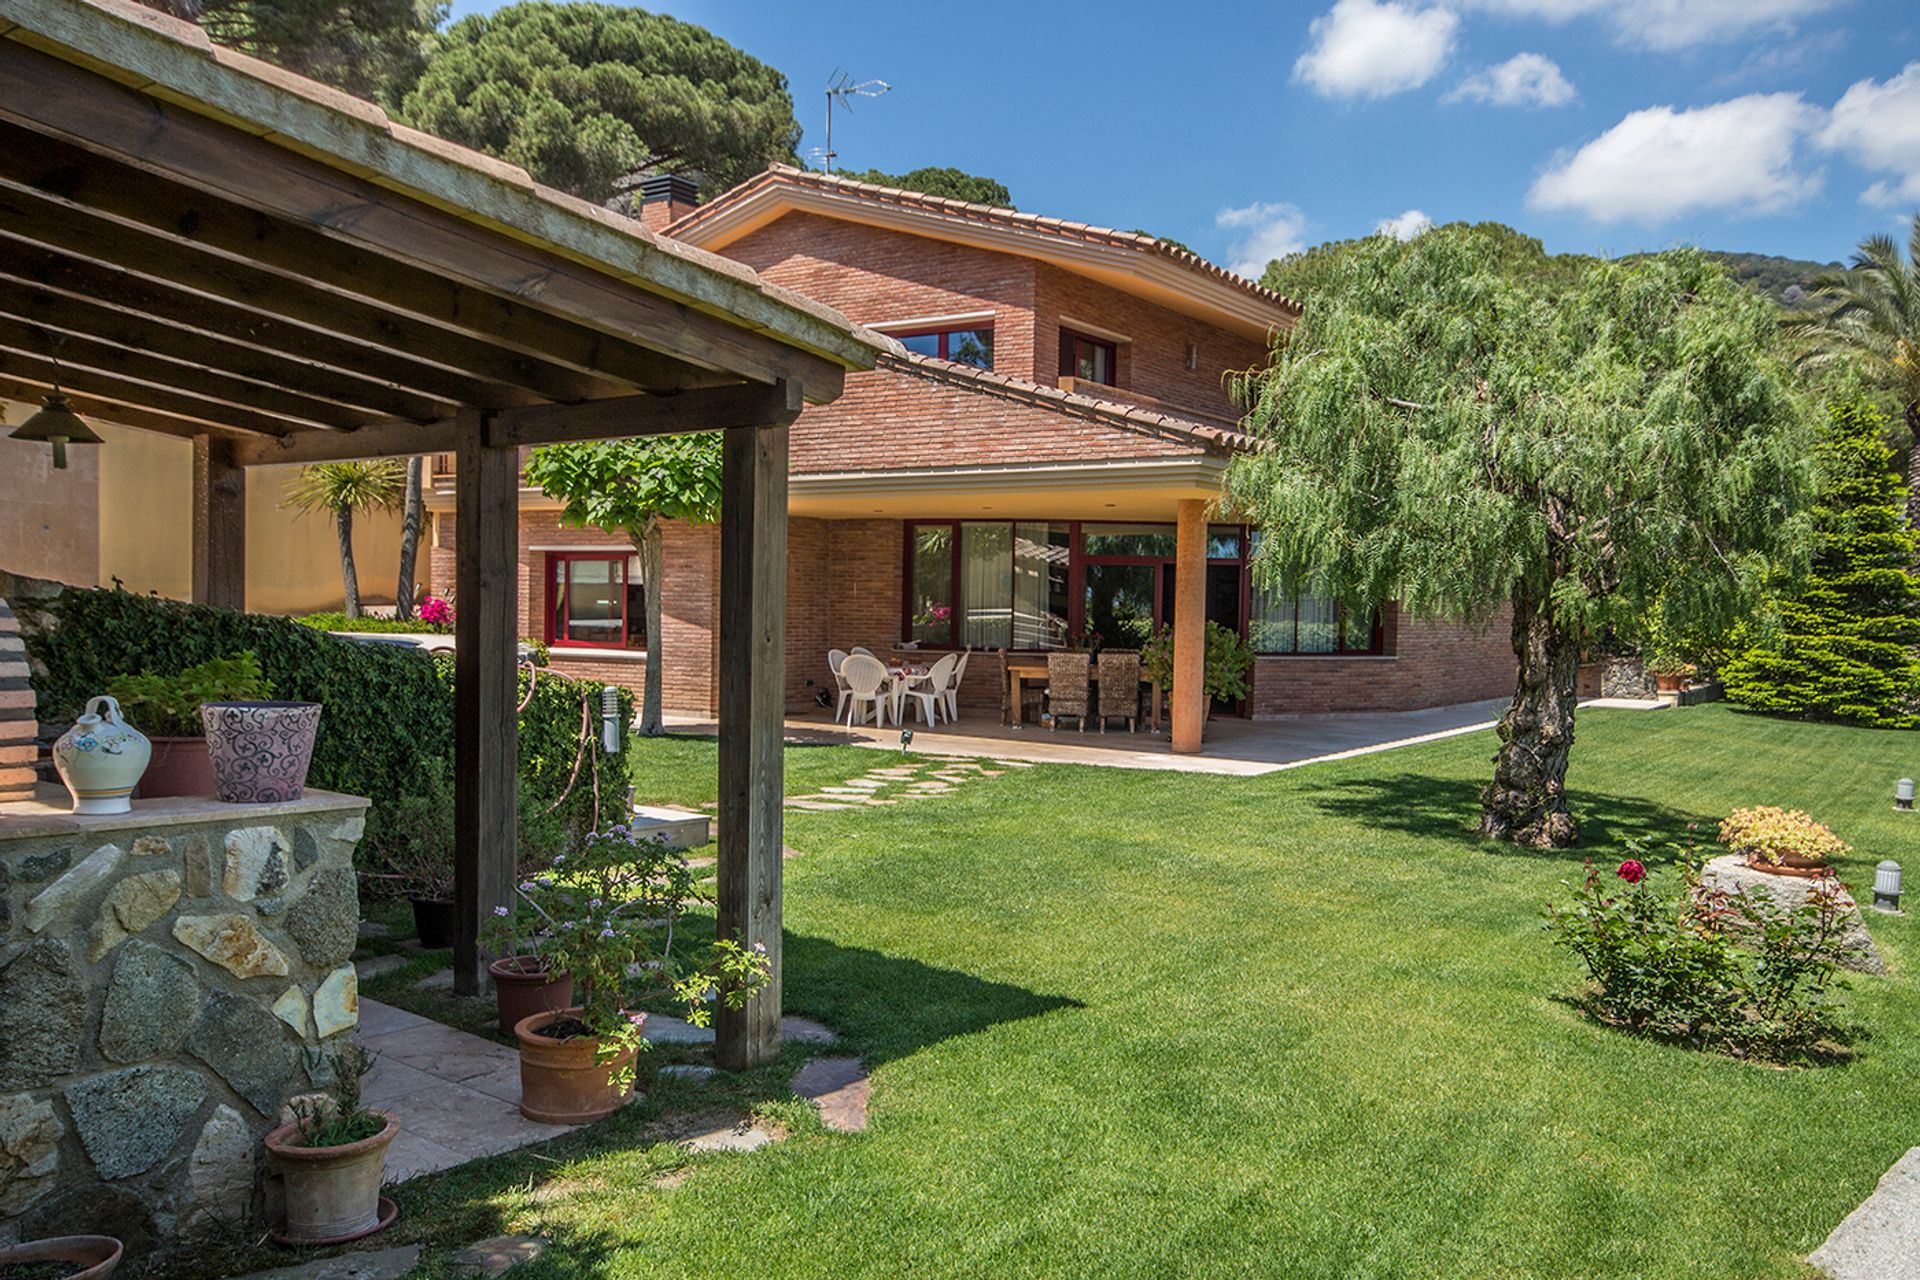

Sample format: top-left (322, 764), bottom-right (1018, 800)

top-left (601, 686), bottom-right (622, 755)
top-left (1873, 860), bottom-right (1903, 913)
top-left (1897, 778), bottom-right (1914, 811)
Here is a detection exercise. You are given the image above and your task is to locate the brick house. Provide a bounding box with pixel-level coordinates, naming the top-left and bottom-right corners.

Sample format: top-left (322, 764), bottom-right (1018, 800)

top-left (425, 167), bottom-right (1513, 722)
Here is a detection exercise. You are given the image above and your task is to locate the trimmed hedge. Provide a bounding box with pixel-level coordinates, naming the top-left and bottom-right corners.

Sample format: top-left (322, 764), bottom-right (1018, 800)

top-left (296, 612), bottom-right (453, 635)
top-left (20, 586), bottom-right (633, 866)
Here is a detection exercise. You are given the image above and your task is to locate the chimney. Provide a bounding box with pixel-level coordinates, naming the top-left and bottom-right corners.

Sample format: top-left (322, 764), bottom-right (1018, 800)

top-left (637, 172), bottom-right (701, 232)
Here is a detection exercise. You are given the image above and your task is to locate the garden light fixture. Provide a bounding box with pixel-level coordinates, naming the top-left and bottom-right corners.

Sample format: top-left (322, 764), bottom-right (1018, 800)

top-left (1874, 861), bottom-right (1903, 913)
top-left (9, 335), bottom-right (102, 470)
top-left (1898, 778), bottom-right (1914, 811)
top-left (899, 728), bottom-right (913, 755)
top-left (601, 686), bottom-right (621, 755)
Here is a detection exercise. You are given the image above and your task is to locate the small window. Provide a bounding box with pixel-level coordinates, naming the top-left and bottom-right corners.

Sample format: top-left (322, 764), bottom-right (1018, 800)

top-left (1060, 330), bottom-right (1117, 385)
top-left (896, 325), bottom-right (994, 369)
top-left (547, 552), bottom-right (645, 650)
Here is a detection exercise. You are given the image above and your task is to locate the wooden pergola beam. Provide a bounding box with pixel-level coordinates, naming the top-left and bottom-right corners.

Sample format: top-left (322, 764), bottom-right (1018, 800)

top-left (0, 372), bottom-right (258, 443)
top-left (482, 380), bottom-right (805, 449)
top-left (0, 347), bottom-right (295, 437)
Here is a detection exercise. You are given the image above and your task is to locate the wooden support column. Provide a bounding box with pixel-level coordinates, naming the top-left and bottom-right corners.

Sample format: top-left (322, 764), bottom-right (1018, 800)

top-left (1171, 498), bottom-right (1207, 754)
top-left (190, 434), bottom-right (245, 610)
top-left (453, 412), bottom-right (520, 996)
top-left (715, 420), bottom-right (789, 1071)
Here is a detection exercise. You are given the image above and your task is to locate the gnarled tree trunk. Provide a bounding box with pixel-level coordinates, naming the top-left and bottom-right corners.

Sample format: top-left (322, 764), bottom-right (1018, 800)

top-left (394, 456), bottom-right (423, 620)
top-left (335, 505), bottom-right (361, 619)
top-left (1481, 586), bottom-right (1580, 847)
top-left (636, 517), bottom-right (664, 737)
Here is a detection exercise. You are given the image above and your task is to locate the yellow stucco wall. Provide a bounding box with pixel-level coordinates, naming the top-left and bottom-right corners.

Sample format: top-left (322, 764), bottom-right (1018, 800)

top-left (0, 423), bottom-right (100, 588)
top-left (89, 422), bottom-right (408, 613)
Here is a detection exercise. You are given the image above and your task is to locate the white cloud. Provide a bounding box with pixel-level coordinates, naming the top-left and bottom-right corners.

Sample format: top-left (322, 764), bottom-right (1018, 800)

top-left (1527, 94), bottom-right (1822, 223)
top-left (1294, 0), bottom-right (1460, 100)
top-left (1445, 52), bottom-right (1575, 107)
top-left (1216, 202), bottom-right (1311, 277)
top-left (1818, 62), bottom-right (1920, 206)
top-left (1463, 0), bottom-right (1842, 51)
top-left (1376, 209), bottom-right (1435, 239)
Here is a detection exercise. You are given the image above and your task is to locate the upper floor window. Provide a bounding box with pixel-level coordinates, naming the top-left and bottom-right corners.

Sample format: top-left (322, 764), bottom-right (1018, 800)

top-left (1060, 330), bottom-right (1117, 386)
top-left (897, 324), bottom-right (995, 369)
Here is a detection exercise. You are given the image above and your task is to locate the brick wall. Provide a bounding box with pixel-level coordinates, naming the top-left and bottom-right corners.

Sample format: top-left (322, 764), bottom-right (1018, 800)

top-left (1247, 604), bottom-right (1516, 716)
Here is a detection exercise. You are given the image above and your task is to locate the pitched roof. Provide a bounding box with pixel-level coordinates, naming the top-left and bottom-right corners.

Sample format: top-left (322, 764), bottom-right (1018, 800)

top-left (666, 166), bottom-right (1300, 341)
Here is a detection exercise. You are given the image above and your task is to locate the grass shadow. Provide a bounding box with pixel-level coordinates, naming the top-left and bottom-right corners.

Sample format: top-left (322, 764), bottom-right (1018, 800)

top-left (1307, 771), bottom-right (1709, 858)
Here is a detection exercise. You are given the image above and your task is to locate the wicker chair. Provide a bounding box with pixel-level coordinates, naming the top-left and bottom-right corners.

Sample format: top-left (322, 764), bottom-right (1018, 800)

top-left (1095, 649), bottom-right (1140, 733)
top-left (1046, 651), bottom-right (1091, 731)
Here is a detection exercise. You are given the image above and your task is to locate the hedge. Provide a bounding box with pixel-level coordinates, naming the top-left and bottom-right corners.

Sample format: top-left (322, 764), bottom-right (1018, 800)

top-left (18, 585), bottom-right (633, 870)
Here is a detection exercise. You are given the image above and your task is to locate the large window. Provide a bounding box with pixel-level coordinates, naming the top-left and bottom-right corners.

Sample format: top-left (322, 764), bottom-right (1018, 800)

top-left (547, 552), bottom-right (645, 650)
top-left (907, 521), bottom-right (1069, 649)
top-left (1247, 575), bottom-right (1381, 654)
top-left (896, 324), bottom-right (994, 369)
top-left (1059, 330), bottom-right (1117, 385)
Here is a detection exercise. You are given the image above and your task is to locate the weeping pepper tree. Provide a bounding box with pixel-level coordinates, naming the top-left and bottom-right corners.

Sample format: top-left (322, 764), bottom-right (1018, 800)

top-left (522, 433), bottom-right (723, 737)
top-left (1226, 228), bottom-right (1814, 847)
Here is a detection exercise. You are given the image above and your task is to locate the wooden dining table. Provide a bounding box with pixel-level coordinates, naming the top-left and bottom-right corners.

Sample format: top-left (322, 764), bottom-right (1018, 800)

top-left (1006, 659), bottom-right (1162, 731)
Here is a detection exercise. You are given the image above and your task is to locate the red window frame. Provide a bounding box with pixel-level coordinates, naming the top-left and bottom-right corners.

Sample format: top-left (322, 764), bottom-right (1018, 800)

top-left (545, 552), bottom-right (635, 650)
top-left (1059, 330), bottom-right (1118, 386)
top-left (892, 323), bottom-right (995, 367)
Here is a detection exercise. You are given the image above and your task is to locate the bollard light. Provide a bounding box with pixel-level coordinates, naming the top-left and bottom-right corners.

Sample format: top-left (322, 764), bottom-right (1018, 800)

top-left (1898, 778), bottom-right (1916, 811)
top-left (601, 686), bottom-right (621, 755)
top-left (899, 728), bottom-right (914, 756)
top-left (1874, 861), bottom-right (1903, 913)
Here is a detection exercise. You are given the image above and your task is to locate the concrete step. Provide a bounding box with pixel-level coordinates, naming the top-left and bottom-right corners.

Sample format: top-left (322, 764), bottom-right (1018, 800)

top-left (630, 804), bottom-right (712, 851)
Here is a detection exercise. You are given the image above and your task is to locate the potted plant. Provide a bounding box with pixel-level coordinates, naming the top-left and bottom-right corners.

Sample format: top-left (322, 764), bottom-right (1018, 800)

top-left (0, 1236), bottom-right (124, 1279)
top-left (1719, 806), bottom-right (1850, 879)
top-left (108, 651), bottom-right (273, 799)
top-left (507, 824), bottom-right (771, 1124)
top-left (202, 697), bottom-right (322, 804)
top-left (1140, 621), bottom-right (1256, 714)
top-left (370, 758), bottom-right (457, 947)
top-left (481, 896), bottom-right (574, 1036)
top-left (263, 1045), bottom-right (397, 1245)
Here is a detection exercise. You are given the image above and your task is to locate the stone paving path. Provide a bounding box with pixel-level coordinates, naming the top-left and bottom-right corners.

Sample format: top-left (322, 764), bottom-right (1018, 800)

top-left (1810, 1146), bottom-right (1920, 1278)
top-left (783, 756), bottom-right (1021, 812)
top-left (790, 1057), bottom-right (870, 1133)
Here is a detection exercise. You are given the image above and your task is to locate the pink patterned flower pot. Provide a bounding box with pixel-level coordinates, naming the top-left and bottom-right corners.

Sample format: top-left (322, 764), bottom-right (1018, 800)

top-left (201, 700), bottom-right (322, 803)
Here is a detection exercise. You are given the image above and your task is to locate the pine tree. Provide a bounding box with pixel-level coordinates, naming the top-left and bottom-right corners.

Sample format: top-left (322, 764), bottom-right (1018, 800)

top-left (1724, 396), bottom-right (1920, 727)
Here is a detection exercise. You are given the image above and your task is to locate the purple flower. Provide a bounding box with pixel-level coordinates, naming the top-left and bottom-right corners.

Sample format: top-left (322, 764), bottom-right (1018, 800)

top-left (492, 905), bottom-right (509, 917)
top-left (752, 942), bottom-right (767, 954)
top-left (589, 898), bottom-right (603, 909)
top-left (518, 880), bottom-right (536, 892)
top-left (599, 927), bottom-right (616, 940)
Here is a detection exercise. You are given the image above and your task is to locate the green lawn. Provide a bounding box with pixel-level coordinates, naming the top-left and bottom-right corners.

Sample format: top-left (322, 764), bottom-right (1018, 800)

top-left (334, 709), bottom-right (1920, 1277)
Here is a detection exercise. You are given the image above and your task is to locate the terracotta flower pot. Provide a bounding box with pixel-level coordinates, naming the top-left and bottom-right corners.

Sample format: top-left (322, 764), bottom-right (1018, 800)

top-left (514, 1007), bottom-right (637, 1125)
top-left (135, 734), bottom-right (216, 799)
top-left (201, 700), bottom-right (322, 804)
top-left (0, 1235), bottom-right (123, 1279)
top-left (263, 1112), bottom-right (398, 1245)
top-left (410, 896), bottom-right (456, 949)
top-left (1654, 672), bottom-right (1687, 694)
top-left (1745, 854), bottom-right (1834, 879)
top-left (490, 956), bottom-right (574, 1036)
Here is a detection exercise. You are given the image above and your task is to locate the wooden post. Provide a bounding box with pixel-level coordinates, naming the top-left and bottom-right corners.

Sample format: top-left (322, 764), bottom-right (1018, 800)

top-left (191, 434), bottom-right (245, 610)
top-left (715, 421), bottom-right (789, 1071)
top-left (453, 412), bottom-right (520, 996)
top-left (1171, 498), bottom-right (1207, 754)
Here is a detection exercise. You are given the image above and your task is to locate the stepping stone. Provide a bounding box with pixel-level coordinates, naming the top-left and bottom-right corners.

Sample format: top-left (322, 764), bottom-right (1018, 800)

top-left (413, 968), bottom-right (453, 990)
top-left (1811, 1146), bottom-right (1920, 1279)
top-left (357, 921), bottom-right (392, 940)
top-left (790, 1057), bottom-right (870, 1133)
top-left (628, 805), bottom-right (712, 851)
top-left (643, 1014), bottom-right (714, 1045)
top-left (786, 799), bottom-right (859, 811)
top-left (818, 787), bottom-right (870, 796)
top-left (839, 778), bottom-right (887, 790)
top-left (685, 1121), bottom-right (778, 1153)
top-left (659, 1064), bottom-right (717, 1082)
top-left (450, 1235), bottom-right (548, 1278)
top-left (782, 1015), bottom-right (837, 1043)
top-left (992, 760), bottom-right (1033, 768)
top-left (868, 767), bottom-right (920, 778)
top-left (355, 954), bottom-right (408, 981)
top-left (230, 1246), bottom-right (421, 1280)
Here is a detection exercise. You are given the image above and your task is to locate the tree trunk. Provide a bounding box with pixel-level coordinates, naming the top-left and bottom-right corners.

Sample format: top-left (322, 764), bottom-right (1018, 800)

top-left (1480, 586), bottom-right (1580, 848)
top-left (1906, 401), bottom-right (1920, 532)
top-left (336, 505), bottom-right (361, 619)
top-left (394, 456), bottom-right (424, 620)
top-left (638, 517), bottom-right (665, 737)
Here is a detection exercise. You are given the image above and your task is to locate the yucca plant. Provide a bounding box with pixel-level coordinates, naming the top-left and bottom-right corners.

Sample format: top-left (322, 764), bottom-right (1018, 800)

top-left (284, 460), bottom-right (405, 618)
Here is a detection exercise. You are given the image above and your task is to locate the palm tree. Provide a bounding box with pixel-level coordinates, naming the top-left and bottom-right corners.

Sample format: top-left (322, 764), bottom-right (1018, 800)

top-left (1789, 216), bottom-right (1920, 523)
top-left (393, 456), bottom-right (424, 620)
top-left (284, 460), bottom-right (405, 618)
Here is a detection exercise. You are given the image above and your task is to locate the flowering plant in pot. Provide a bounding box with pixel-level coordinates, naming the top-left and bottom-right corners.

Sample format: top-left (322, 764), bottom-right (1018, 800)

top-left (505, 824), bottom-right (771, 1124)
top-left (1719, 806), bottom-right (1850, 878)
top-left (264, 1045), bottom-right (397, 1245)
top-left (0, 1235), bottom-right (124, 1279)
top-left (107, 650), bottom-right (273, 799)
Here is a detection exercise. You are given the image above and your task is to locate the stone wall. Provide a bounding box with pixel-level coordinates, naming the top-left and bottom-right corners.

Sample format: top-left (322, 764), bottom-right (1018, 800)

top-left (0, 790), bottom-right (368, 1258)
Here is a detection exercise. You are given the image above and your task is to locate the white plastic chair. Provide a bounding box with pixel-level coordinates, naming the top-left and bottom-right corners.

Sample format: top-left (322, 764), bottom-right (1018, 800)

top-left (903, 653), bottom-right (958, 727)
top-left (827, 648), bottom-right (852, 721)
top-left (943, 648), bottom-right (972, 723)
top-left (850, 646), bottom-right (875, 657)
top-left (839, 653), bottom-right (890, 728)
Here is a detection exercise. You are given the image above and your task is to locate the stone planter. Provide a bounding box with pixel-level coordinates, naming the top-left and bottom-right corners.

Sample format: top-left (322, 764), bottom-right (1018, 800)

top-left (0, 1235), bottom-right (124, 1279)
top-left (263, 1112), bottom-right (398, 1245)
top-left (411, 896), bottom-right (455, 949)
top-left (201, 701), bottom-right (321, 804)
top-left (514, 1008), bottom-right (637, 1125)
top-left (135, 735), bottom-right (216, 799)
top-left (489, 956), bottom-right (574, 1036)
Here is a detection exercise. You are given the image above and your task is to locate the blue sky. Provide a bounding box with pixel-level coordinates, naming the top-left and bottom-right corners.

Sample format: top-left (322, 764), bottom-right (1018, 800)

top-left (446, 0), bottom-right (1920, 273)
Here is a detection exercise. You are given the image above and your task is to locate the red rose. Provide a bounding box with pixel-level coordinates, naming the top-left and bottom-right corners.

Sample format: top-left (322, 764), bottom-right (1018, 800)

top-left (1617, 859), bottom-right (1646, 884)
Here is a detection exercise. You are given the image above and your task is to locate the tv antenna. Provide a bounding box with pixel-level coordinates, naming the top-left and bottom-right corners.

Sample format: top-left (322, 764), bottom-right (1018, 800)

top-left (822, 68), bottom-right (891, 174)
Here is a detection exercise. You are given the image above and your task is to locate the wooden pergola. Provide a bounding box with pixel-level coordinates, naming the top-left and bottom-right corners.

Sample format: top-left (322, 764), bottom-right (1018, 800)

top-left (0, 0), bottom-right (882, 1067)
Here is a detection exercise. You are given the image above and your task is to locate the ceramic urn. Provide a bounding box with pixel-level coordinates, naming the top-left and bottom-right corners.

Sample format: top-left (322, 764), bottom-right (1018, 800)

top-left (53, 694), bottom-right (152, 814)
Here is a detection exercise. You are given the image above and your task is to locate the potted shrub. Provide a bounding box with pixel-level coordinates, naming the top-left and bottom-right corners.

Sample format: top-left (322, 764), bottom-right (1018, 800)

top-left (107, 651), bottom-right (273, 799)
top-left (507, 825), bottom-right (771, 1124)
top-left (369, 758), bottom-right (457, 947)
top-left (0, 1236), bottom-right (124, 1279)
top-left (1719, 806), bottom-right (1850, 879)
top-left (264, 1045), bottom-right (397, 1245)
top-left (1141, 620), bottom-right (1257, 715)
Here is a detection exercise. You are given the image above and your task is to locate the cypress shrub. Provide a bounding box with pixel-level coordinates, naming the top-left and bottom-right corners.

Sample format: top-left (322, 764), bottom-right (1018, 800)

top-left (18, 585), bottom-right (633, 869)
top-left (1722, 397), bottom-right (1920, 726)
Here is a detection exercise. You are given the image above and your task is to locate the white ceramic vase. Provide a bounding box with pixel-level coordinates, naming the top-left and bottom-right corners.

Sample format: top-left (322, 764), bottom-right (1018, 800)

top-left (53, 695), bottom-right (152, 814)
